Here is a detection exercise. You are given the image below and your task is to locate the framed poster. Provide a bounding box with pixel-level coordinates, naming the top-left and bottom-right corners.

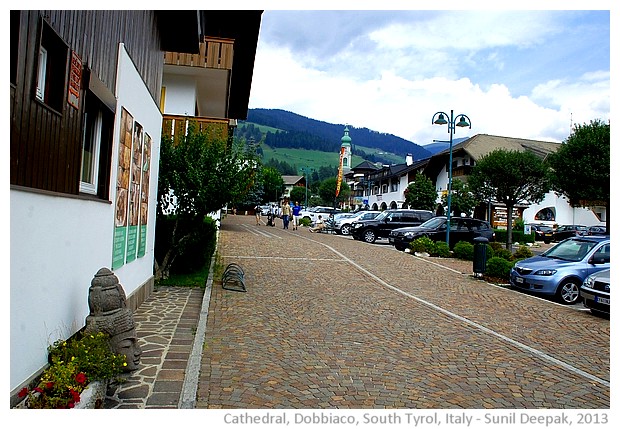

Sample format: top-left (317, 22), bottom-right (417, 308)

top-left (137, 133), bottom-right (151, 258)
top-left (125, 122), bottom-right (143, 263)
top-left (112, 108), bottom-right (133, 269)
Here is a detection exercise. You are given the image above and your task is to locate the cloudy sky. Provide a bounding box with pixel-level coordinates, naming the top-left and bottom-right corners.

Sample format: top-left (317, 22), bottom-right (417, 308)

top-left (247, 4), bottom-right (611, 146)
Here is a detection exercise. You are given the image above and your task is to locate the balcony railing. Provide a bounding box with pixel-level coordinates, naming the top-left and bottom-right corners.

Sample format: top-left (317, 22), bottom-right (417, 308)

top-left (162, 115), bottom-right (229, 144)
top-left (164, 37), bottom-right (234, 70)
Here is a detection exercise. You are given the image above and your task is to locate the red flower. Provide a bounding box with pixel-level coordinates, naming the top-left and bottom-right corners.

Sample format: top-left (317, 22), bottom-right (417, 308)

top-left (18, 387), bottom-right (29, 398)
top-left (70, 389), bottom-right (81, 403)
top-left (33, 387), bottom-right (43, 394)
top-left (45, 382), bottom-right (54, 390)
top-left (68, 401), bottom-right (75, 408)
top-left (75, 373), bottom-right (87, 384)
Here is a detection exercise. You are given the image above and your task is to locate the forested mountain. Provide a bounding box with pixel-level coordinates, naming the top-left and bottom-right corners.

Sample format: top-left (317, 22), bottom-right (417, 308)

top-left (235, 108), bottom-right (432, 162)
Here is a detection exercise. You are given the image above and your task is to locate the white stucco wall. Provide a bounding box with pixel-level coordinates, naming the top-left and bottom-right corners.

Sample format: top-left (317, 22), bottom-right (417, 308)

top-left (522, 192), bottom-right (603, 227)
top-left (162, 74), bottom-right (197, 116)
top-left (10, 44), bottom-right (162, 391)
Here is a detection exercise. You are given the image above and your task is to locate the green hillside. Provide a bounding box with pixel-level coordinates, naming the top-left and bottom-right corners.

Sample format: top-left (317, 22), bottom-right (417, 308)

top-left (260, 144), bottom-right (405, 173)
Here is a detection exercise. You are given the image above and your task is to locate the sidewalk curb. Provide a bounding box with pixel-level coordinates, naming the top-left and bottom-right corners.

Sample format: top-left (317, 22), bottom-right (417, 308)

top-left (178, 229), bottom-right (219, 408)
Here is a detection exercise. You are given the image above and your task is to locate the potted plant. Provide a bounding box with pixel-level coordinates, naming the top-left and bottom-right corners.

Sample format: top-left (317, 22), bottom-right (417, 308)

top-left (17, 332), bottom-right (127, 409)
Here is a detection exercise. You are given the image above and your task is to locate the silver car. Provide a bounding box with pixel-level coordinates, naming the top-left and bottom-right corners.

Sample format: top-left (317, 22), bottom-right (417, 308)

top-left (334, 211), bottom-right (381, 235)
top-left (580, 268), bottom-right (610, 316)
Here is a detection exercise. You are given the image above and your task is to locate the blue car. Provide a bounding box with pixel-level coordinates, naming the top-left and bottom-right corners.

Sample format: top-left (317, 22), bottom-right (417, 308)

top-left (510, 236), bottom-right (610, 304)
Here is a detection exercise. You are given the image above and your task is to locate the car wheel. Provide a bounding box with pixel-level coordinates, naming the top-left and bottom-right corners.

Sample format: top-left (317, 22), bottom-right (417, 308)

top-left (362, 229), bottom-right (376, 243)
top-left (556, 279), bottom-right (582, 305)
top-left (340, 224), bottom-right (351, 235)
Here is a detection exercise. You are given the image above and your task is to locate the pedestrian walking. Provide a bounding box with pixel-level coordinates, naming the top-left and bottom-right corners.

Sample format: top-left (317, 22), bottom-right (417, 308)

top-left (281, 199), bottom-right (292, 229)
top-left (254, 204), bottom-right (261, 225)
top-left (292, 201), bottom-right (302, 230)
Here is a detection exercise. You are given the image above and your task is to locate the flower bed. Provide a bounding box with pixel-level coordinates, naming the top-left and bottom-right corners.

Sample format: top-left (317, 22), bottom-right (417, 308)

top-left (16, 332), bottom-right (126, 409)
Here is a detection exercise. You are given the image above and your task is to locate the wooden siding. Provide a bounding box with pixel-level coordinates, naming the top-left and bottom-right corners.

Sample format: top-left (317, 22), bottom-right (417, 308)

top-left (162, 114), bottom-right (230, 146)
top-left (10, 10), bottom-right (164, 195)
top-left (164, 37), bottom-right (234, 70)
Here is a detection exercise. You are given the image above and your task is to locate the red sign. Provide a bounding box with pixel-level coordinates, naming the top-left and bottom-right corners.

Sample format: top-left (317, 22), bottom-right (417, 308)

top-left (68, 51), bottom-right (82, 110)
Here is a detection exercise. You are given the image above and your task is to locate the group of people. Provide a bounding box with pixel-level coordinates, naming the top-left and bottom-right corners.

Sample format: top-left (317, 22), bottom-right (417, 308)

top-left (254, 200), bottom-right (303, 230)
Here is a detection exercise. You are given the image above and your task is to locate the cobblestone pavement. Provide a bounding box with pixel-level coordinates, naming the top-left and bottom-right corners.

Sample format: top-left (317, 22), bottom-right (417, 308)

top-left (105, 287), bottom-right (204, 408)
top-left (196, 215), bottom-right (609, 409)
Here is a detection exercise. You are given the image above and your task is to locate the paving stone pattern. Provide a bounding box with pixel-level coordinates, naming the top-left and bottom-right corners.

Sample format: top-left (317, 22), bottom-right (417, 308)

top-left (196, 216), bottom-right (609, 409)
top-left (104, 287), bottom-right (204, 409)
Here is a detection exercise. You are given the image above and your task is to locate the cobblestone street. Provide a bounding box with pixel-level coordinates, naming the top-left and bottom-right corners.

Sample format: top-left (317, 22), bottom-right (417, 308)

top-left (195, 215), bottom-right (609, 409)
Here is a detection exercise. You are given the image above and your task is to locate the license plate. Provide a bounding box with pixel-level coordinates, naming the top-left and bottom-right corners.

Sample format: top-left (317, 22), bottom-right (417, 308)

top-left (595, 296), bottom-right (610, 305)
top-left (515, 277), bottom-right (524, 284)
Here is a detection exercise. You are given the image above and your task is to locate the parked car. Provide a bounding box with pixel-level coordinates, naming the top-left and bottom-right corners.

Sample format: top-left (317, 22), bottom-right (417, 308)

top-left (350, 209), bottom-right (434, 243)
top-left (510, 236), bottom-right (610, 305)
top-left (300, 206), bottom-right (341, 224)
top-left (580, 268), bottom-right (610, 316)
top-left (551, 225), bottom-right (587, 242)
top-left (259, 205), bottom-right (271, 216)
top-left (389, 216), bottom-right (495, 251)
top-left (586, 225), bottom-right (607, 236)
top-left (334, 211), bottom-right (381, 235)
top-left (528, 224), bottom-right (554, 243)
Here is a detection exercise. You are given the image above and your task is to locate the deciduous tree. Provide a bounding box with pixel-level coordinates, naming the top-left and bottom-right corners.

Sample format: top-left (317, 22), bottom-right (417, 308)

top-left (404, 173), bottom-right (437, 211)
top-left (468, 149), bottom-right (550, 250)
top-left (547, 119), bottom-right (610, 232)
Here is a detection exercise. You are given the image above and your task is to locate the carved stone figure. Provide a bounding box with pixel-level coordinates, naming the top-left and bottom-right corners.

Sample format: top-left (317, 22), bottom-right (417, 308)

top-left (84, 268), bottom-right (141, 371)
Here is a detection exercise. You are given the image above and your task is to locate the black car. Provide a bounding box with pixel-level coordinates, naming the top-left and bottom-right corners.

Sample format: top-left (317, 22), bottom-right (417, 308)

top-left (389, 216), bottom-right (495, 251)
top-left (528, 224), bottom-right (554, 243)
top-left (552, 225), bottom-right (587, 242)
top-left (349, 209), bottom-right (434, 243)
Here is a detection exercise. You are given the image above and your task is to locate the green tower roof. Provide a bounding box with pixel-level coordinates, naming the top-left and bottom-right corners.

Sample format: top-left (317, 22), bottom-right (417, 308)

top-left (341, 125), bottom-right (352, 146)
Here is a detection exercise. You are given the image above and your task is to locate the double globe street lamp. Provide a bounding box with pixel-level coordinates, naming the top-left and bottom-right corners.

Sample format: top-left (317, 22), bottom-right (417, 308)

top-left (432, 110), bottom-right (472, 245)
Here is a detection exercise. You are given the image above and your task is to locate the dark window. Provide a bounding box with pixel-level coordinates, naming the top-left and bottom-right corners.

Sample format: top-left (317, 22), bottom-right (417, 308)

top-left (35, 19), bottom-right (68, 112)
top-left (10, 11), bottom-right (19, 85)
top-left (79, 90), bottom-right (114, 198)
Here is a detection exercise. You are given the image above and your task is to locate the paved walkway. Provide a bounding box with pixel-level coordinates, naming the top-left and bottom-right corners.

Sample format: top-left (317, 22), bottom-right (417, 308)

top-left (105, 214), bottom-right (609, 409)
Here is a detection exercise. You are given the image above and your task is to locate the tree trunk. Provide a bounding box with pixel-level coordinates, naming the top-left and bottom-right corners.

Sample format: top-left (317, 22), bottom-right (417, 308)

top-left (506, 204), bottom-right (514, 251)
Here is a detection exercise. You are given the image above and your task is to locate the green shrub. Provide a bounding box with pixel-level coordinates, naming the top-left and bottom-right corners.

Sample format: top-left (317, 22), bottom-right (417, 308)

top-left (494, 248), bottom-right (514, 261)
top-left (430, 241), bottom-right (451, 258)
top-left (485, 257), bottom-right (514, 280)
top-left (299, 217), bottom-right (312, 227)
top-left (453, 241), bottom-right (474, 260)
top-left (493, 229), bottom-right (535, 245)
top-left (513, 245), bottom-right (534, 260)
top-left (485, 244), bottom-right (495, 260)
top-left (155, 216), bottom-right (217, 274)
top-left (409, 236), bottom-right (435, 253)
top-left (490, 241), bottom-right (503, 252)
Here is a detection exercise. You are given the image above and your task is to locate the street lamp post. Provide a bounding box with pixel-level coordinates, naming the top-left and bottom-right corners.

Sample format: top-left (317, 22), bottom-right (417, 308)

top-left (432, 110), bottom-right (471, 245)
top-left (300, 167), bottom-right (313, 208)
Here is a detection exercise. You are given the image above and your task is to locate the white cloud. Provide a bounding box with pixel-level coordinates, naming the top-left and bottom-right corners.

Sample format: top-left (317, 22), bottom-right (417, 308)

top-left (249, 10), bottom-right (609, 147)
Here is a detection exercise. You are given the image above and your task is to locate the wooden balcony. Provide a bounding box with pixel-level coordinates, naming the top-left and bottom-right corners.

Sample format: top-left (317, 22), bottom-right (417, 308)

top-left (164, 37), bottom-right (234, 70)
top-left (162, 115), bottom-right (230, 144)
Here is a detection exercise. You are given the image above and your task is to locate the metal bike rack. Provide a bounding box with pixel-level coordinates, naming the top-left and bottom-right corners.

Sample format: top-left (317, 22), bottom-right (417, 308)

top-left (222, 263), bottom-right (246, 292)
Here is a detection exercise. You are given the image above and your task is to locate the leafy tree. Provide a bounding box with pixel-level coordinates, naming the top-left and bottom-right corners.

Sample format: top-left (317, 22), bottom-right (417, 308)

top-left (261, 166), bottom-right (285, 203)
top-left (547, 119), bottom-right (610, 232)
top-left (289, 186), bottom-right (306, 205)
top-left (468, 149), bottom-right (550, 250)
top-left (404, 173), bottom-right (437, 211)
top-left (318, 177), bottom-right (350, 206)
top-left (440, 178), bottom-right (478, 217)
top-left (157, 125), bottom-right (258, 277)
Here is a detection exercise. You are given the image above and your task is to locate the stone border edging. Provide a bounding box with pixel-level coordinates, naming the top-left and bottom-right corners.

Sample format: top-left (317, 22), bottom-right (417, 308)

top-left (177, 229), bottom-right (220, 409)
